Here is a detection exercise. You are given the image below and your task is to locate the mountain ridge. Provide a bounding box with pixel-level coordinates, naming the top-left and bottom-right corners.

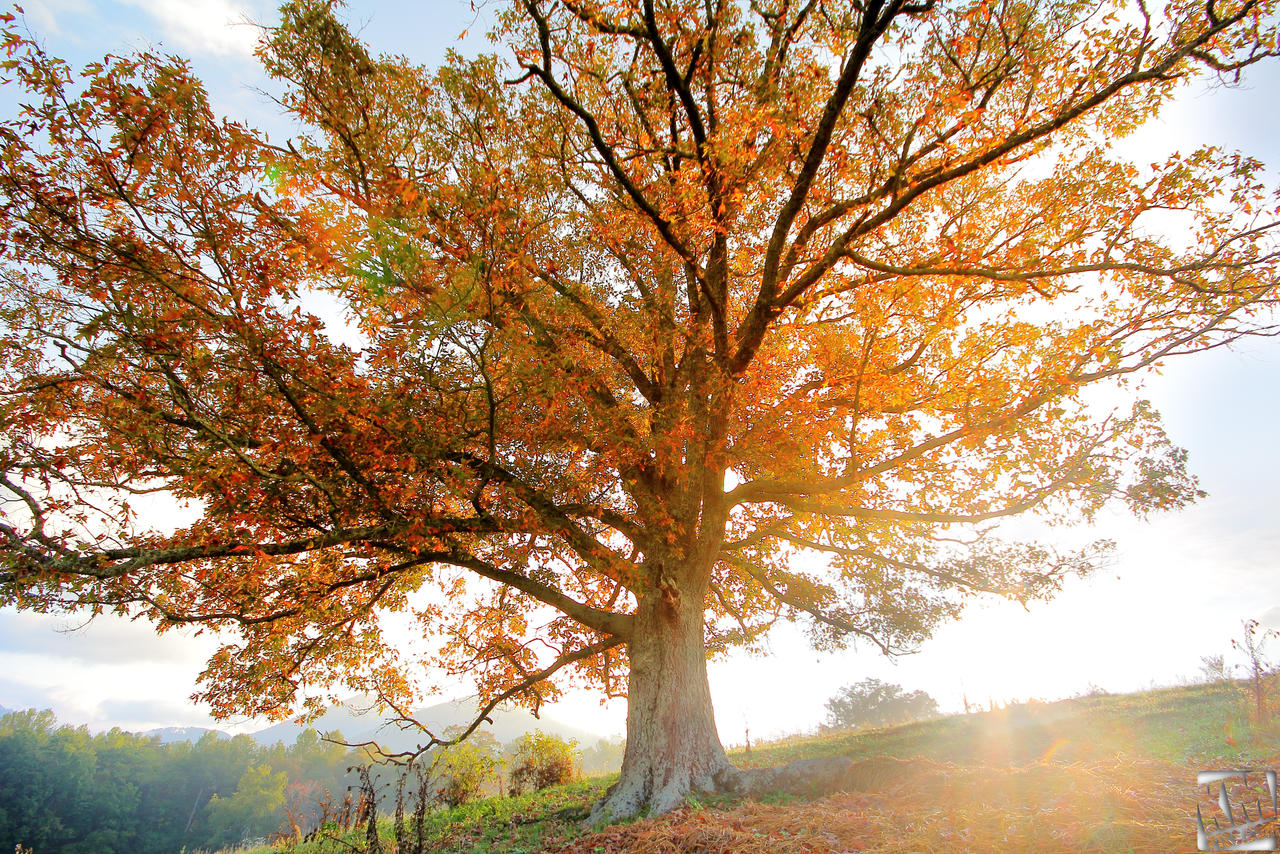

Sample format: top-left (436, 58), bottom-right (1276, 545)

top-left (0, 697), bottom-right (608, 749)
top-left (139, 725), bottom-right (231, 744)
top-left (112, 697), bottom-right (608, 749)
top-left (248, 696), bottom-right (606, 752)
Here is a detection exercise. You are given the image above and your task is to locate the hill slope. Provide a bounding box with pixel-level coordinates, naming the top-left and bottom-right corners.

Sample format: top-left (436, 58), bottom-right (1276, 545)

top-left (234, 681), bottom-right (1280, 854)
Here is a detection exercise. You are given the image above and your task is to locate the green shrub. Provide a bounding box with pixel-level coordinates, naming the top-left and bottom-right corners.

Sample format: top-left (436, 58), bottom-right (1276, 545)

top-left (429, 740), bottom-right (499, 808)
top-left (508, 732), bottom-right (579, 795)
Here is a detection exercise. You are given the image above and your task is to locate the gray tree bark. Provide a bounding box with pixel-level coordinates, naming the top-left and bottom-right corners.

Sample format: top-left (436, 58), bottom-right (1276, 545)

top-left (591, 583), bottom-right (732, 820)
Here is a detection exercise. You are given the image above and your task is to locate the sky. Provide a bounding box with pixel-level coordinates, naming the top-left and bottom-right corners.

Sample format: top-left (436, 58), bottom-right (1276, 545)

top-left (1, 0), bottom-right (1279, 747)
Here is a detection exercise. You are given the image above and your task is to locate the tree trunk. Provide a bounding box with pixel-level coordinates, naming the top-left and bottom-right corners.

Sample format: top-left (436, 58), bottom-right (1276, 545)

top-left (591, 584), bottom-right (732, 820)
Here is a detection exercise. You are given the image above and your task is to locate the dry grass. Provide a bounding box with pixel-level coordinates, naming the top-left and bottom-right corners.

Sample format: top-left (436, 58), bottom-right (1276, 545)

top-left (556, 755), bottom-right (1280, 853)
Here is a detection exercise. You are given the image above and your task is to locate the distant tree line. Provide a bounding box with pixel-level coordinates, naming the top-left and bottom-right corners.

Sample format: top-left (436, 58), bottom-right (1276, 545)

top-left (0, 709), bottom-right (627, 853)
top-left (0, 709), bottom-right (356, 853)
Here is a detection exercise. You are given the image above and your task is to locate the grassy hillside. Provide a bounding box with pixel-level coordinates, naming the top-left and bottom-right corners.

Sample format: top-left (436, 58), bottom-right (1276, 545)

top-left (224, 681), bottom-right (1280, 854)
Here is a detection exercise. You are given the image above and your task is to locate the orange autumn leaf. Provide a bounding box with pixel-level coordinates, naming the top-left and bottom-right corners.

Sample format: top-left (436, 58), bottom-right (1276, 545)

top-left (1, 0), bottom-right (1279, 819)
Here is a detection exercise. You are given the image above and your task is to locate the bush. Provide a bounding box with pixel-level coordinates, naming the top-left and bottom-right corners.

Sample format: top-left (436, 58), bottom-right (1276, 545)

top-left (1198, 653), bottom-right (1230, 684)
top-left (1233, 619), bottom-right (1280, 725)
top-left (429, 740), bottom-right (499, 808)
top-left (507, 732), bottom-right (579, 795)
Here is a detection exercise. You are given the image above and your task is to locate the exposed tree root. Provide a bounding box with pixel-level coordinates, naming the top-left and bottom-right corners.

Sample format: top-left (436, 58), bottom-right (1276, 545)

top-left (589, 753), bottom-right (734, 822)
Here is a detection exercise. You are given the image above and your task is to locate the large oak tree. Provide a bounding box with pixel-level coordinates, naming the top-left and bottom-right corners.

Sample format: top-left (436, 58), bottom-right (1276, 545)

top-left (1, 0), bottom-right (1278, 817)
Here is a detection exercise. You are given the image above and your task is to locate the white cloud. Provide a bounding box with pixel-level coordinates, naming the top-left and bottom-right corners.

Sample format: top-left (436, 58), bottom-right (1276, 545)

top-left (0, 609), bottom-right (214, 666)
top-left (97, 697), bottom-right (215, 729)
top-left (122, 0), bottom-right (266, 57)
top-left (21, 0), bottom-right (96, 39)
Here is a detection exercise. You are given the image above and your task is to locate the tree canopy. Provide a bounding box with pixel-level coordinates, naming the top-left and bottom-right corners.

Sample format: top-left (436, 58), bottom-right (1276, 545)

top-left (1, 0), bottom-right (1278, 817)
top-left (825, 678), bottom-right (940, 729)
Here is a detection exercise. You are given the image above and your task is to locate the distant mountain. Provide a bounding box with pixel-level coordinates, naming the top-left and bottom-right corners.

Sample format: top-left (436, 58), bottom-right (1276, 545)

top-left (139, 726), bottom-right (231, 744)
top-left (250, 696), bottom-right (605, 753)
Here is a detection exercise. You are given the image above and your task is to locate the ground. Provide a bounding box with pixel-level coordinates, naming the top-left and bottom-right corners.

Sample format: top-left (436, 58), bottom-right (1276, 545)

top-left (230, 681), bottom-right (1280, 854)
